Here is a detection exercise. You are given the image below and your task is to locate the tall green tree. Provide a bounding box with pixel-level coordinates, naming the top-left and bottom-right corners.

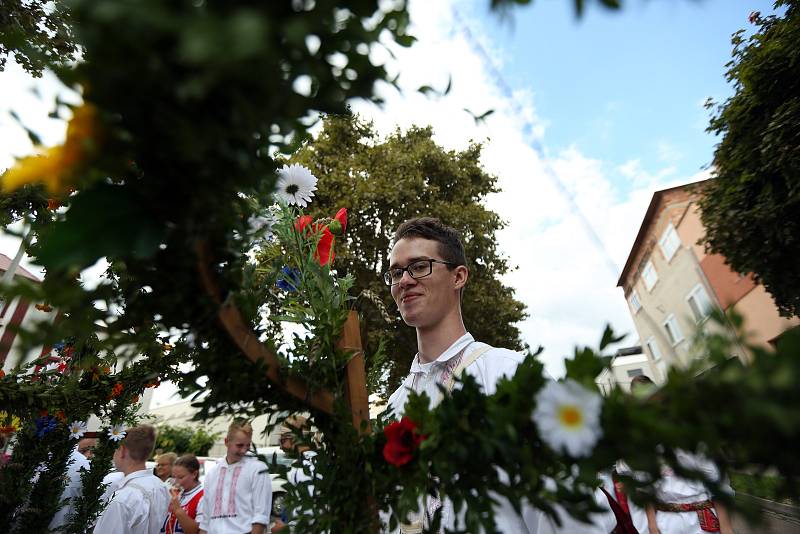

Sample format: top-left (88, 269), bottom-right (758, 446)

top-left (699, 2), bottom-right (800, 317)
top-left (288, 113), bottom-right (528, 394)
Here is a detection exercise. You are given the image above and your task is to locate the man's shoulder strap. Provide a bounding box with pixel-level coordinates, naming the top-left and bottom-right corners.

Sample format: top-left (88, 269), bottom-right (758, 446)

top-left (444, 343), bottom-right (492, 392)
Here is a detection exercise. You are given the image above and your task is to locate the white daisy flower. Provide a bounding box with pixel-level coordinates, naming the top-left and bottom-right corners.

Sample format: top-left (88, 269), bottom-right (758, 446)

top-left (108, 423), bottom-right (127, 442)
top-left (532, 379), bottom-right (603, 458)
top-left (274, 164), bottom-right (317, 207)
top-left (68, 420), bottom-right (88, 440)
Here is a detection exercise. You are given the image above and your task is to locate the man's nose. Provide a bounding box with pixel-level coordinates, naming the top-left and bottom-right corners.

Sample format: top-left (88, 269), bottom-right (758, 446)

top-left (398, 270), bottom-right (416, 287)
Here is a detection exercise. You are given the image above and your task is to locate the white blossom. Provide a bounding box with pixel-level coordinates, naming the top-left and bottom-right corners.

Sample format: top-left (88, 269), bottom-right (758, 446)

top-left (108, 423), bottom-right (127, 442)
top-left (68, 420), bottom-right (88, 440)
top-left (274, 164), bottom-right (317, 207)
top-left (533, 379), bottom-right (602, 457)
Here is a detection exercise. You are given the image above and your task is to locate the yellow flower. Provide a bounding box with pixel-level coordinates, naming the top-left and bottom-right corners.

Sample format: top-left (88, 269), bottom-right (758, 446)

top-left (0, 410), bottom-right (21, 434)
top-left (1, 103), bottom-right (99, 194)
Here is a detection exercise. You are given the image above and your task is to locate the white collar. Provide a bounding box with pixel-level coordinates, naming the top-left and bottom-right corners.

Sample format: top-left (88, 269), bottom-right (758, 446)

top-left (121, 469), bottom-right (153, 485)
top-left (409, 333), bottom-right (474, 374)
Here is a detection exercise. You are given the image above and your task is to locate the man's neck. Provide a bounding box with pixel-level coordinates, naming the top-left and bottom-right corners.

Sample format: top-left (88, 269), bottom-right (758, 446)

top-left (416, 312), bottom-right (467, 364)
top-left (122, 463), bottom-right (147, 477)
top-left (225, 455), bottom-right (242, 465)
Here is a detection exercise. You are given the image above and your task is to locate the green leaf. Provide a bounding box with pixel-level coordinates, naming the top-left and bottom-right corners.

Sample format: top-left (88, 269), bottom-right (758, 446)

top-left (35, 183), bottom-right (166, 271)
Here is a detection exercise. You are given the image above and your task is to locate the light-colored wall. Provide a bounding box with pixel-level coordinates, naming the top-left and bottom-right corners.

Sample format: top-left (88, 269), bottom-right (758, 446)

top-left (629, 241), bottom-right (711, 369)
top-left (735, 285), bottom-right (800, 349)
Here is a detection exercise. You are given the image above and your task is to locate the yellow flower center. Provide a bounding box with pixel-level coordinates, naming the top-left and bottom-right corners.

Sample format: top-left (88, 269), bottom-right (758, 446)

top-left (558, 405), bottom-right (583, 428)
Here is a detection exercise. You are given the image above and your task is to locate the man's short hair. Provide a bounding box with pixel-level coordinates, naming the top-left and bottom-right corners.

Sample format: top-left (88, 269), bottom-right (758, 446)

top-left (392, 217), bottom-right (467, 267)
top-left (121, 425), bottom-right (157, 462)
top-left (227, 419), bottom-right (254, 439)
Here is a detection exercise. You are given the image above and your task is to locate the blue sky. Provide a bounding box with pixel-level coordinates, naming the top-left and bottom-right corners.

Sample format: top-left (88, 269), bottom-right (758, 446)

top-left (464, 0), bottom-right (776, 198)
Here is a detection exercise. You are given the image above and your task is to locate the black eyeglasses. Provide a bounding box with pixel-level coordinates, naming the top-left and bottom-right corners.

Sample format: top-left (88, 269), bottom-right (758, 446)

top-left (384, 259), bottom-right (457, 286)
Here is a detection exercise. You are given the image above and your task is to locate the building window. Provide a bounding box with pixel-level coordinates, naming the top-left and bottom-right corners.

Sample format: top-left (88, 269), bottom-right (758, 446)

top-left (663, 314), bottom-right (684, 346)
top-left (627, 368), bottom-right (644, 378)
top-left (686, 284), bottom-right (713, 322)
top-left (628, 289), bottom-right (642, 313)
top-left (659, 222), bottom-right (682, 262)
top-left (645, 336), bottom-right (663, 360)
top-left (642, 261), bottom-right (658, 292)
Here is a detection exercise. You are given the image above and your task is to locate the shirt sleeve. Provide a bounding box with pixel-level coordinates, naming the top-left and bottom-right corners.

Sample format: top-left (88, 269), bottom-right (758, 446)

top-left (198, 476), bottom-right (212, 531)
top-left (93, 497), bottom-right (128, 534)
top-left (194, 494), bottom-right (205, 524)
top-left (249, 462), bottom-right (272, 526)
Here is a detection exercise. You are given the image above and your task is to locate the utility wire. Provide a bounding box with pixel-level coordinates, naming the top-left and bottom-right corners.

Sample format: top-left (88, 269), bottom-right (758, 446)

top-left (452, 7), bottom-right (621, 278)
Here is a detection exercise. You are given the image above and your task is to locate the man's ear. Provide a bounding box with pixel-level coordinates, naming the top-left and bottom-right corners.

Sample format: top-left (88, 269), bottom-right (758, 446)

top-left (453, 265), bottom-right (468, 290)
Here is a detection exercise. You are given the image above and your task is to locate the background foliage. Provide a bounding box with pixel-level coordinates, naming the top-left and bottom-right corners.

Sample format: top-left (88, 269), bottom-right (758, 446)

top-left (700, 1), bottom-right (800, 317)
top-left (154, 424), bottom-right (220, 457)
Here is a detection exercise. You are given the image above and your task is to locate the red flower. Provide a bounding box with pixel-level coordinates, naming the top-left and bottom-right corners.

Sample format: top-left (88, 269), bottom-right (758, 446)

top-left (315, 227), bottom-right (336, 265)
top-left (0, 370), bottom-right (5, 379)
top-left (109, 382), bottom-right (124, 400)
top-left (383, 417), bottom-right (425, 467)
top-left (335, 207), bottom-right (347, 231)
top-left (55, 410), bottom-right (66, 423)
top-left (47, 198), bottom-right (59, 210)
top-left (294, 215), bottom-right (313, 233)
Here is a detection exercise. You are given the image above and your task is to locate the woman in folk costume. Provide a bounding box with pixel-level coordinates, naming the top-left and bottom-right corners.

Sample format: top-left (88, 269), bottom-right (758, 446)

top-left (628, 375), bottom-right (734, 534)
top-left (161, 454), bottom-right (204, 534)
top-left (646, 449), bottom-right (734, 534)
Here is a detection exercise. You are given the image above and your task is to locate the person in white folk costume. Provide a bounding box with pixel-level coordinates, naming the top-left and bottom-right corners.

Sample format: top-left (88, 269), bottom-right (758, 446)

top-left (198, 420), bottom-right (271, 534)
top-left (93, 424), bottom-right (171, 534)
top-left (48, 437), bottom-right (96, 530)
top-left (381, 217), bottom-right (553, 533)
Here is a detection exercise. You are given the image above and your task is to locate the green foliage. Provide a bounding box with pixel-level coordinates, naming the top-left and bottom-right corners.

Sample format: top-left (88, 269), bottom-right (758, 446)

top-left (0, 0), bottom-right (77, 76)
top-left (0, 339), bottom-right (169, 531)
top-left (155, 424), bottom-right (220, 457)
top-left (700, 2), bottom-right (800, 317)
top-left (288, 113), bottom-right (528, 395)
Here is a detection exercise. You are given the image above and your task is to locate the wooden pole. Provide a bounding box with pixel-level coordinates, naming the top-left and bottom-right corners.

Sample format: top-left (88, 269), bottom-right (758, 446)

top-left (338, 310), bottom-right (371, 434)
top-left (195, 241), bottom-right (335, 414)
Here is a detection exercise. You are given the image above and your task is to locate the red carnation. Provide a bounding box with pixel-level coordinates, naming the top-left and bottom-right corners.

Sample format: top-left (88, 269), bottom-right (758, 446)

top-left (383, 417), bottom-right (425, 467)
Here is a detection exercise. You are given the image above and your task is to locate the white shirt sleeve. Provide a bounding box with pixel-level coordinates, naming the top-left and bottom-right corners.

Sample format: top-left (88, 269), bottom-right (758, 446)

top-left (198, 473), bottom-right (212, 532)
top-left (93, 497), bottom-right (129, 533)
top-left (249, 462), bottom-right (272, 527)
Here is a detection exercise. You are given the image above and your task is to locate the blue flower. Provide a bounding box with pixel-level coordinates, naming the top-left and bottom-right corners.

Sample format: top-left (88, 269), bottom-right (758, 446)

top-left (35, 416), bottom-right (57, 438)
top-left (53, 341), bottom-right (65, 350)
top-left (276, 267), bottom-right (301, 292)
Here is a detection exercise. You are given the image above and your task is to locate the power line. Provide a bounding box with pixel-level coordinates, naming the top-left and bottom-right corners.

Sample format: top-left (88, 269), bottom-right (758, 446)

top-left (451, 7), bottom-right (621, 278)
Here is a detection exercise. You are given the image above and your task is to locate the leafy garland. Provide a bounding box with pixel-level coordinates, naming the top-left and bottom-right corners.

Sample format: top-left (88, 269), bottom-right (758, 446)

top-left (0, 338), bottom-right (173, 531)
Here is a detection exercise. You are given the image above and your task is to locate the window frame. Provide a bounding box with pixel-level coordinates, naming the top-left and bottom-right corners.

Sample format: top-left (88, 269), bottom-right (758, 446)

top-left (628, 289), bottom-right (642, 314)
top-left (686, 283), bottom-right (713, 323)
top-left (642, 261), bottom-right (658, 292)
top-left (659, 222), bottom-right (682, 262)
top-left (663, 314), bottom-right (684, 346)
top-left (645, 336), bottom-right (663, 361)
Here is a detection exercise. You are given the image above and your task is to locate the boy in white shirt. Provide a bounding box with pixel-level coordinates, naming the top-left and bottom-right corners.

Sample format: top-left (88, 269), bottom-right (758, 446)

top-left (199, 420), bottom-right (271, 534)
top-left (94, 425), bottom-right (170, 534)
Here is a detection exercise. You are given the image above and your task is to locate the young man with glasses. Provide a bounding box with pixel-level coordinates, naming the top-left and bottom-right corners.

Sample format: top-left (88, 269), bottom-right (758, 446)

top-left (383, 217), bottom-right (541, 533)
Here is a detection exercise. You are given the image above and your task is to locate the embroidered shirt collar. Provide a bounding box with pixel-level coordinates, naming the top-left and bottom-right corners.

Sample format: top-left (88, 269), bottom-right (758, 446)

top-left (409, 333), bottom-right (474, 374)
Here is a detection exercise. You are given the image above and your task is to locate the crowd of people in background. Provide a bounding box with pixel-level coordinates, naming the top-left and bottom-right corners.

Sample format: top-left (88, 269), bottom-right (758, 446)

top-left (44, 420), bottom-right (273, 534)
